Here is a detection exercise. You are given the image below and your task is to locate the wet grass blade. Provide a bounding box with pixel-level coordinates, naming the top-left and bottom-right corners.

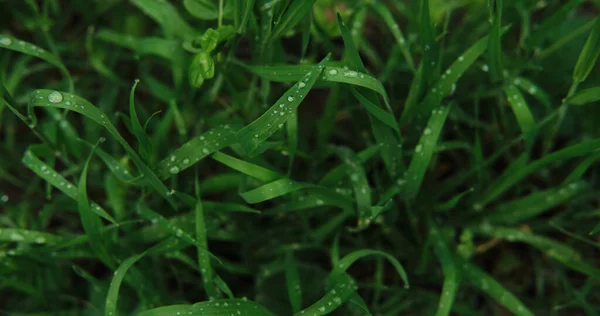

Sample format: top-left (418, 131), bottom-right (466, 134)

top-left (236, 55), bottom-right (329, 155)
top-left (429, 224), bottom-right (460, 316)
top-left (195, 198), bottom-right (219, 299)
top-left (404, 104), bottom-right (452, 199)
top-left (330, 249), bottom-right (409, 288)
top-left (270, 0), bottom-right (316, 40)
top-left (285, 252), bottom-right (302, 313)
top-left (334, 146), bottom-right (373, 226)
top-left (459, 259), bottom-right (534, 316)
top-left (370, 2), bottom-right (415, 72)
top-left (105, 253), bottom-right (144, 316)
top-left (22, 149), bottom-right (116, 224)
top-left (156, 125), bottom-right (238, 179)
top-left (139, 299), bottom-right (276, 316)
top-left (0, 35), bottom-right (73, 92)
top-left (419, 0), bottom-right (438, 87)
top-left (503, 84), bottom-right (535, 141)
top-left (294, 273), bottom-right (356, 316)
top-left (29, 89), bottom-right (176, 208)
top-left (0, 228), bottom-right (62, 244)
top-left (78, 144), bottom-right (114, 268)
top-left (129, 79), bottom-right (152, 162)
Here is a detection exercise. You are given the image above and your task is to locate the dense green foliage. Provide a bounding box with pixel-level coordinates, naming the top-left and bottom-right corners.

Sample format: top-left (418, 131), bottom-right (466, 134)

top-left (1, 0), bottom-right (600, 315)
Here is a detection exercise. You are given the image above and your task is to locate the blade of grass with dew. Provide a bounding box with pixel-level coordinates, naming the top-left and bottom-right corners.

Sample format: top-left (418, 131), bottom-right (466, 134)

top-left (401, 27), bottom-right (509, 126)
top-left (28, 89), bottom-right (177, 207)
top-left (295, 273), bottom-right (356, 316)
top-left (429, 224), bottom-right (460, 316)
top-left (334, 146), bottom-right (373, 226)
top-left (337, 12), bottom-right (403, 177)
top-left (243, 64), bottom-right (388, 101)
top-left (139, 299), bottom-right (276, 316)
top-left (503, 84), bottom-right (535, 141)
top-left (512, 77), bottom-right (551, 109)
top-left (269, 0), bottom-right (317, 40)
top-left (319, 145), bottom-right (380, 186)
top-left (129, 79), bottom-right (152, 162)
top-left (488, 0), bottom-right (504, 81)
top-left (211, 151), bottom-right (280, 182)
top-left (195, 197), bottom-right (219, 299)
top-left (477, 137), bottom-right (600, 206)
top-left (131, 0), bottom-right (195, 39)
top-left (486, 181), bottom-right (586, 224)
top-left (21, 149), bottom-right (116, 224)
top-left (473, 224), bottom-right (600, 278)
top-left (351, 89), bottom-right (400, 131)
top-left (567, 86), bottom-right (600, 105)
top-left (78, 144), bottom-right (115, 268)
top-left (572, 16), bottom-right (600, 84)
top-left (0, 228), bottom-right (62, 244)
top-left (286, 110), bottom-right (298, 171)
top-left (236, 55), bottom-right (329, 155)
top-left (0, 35), bottom-right (73, 92)
top-left (156, 125), bottom-right (238, 179)
top-left (420, 0), bottom-right (439, 87)
top-left (96, 30), bottom-right (180, 60)
top-left (459, 259), bottom-right (534, 316)
top-left (80, 140), bottom-right (140, 184)
top-left (329, 249), bottom-right (409, 288)
top-left (285, 251), bottom-right (302, 313)
top-left (404, 104), bottom-right (452, 199)
top-left (105, 252), bottom-right (144, 316)
top-left (370, 2), bottom-right (415, 72)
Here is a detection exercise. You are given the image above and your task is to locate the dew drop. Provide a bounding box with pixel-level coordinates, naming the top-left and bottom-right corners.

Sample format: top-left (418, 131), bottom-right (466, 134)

top-left (424, 128), bottom-right (431, 135)
top-left (169, 166), bottom-right (180, 174)
top-left (0, 37), bottom-right (12, 46)
top-left (415, 144), bottom-right (423, 153)
top-left (182, 158), bottom-right (190, 165)
top-left (328, 69), bottom-right (338, 76)
top-left (48, 91), bottom-right (63, 103)
top-left (344, 71), bottom-right (358, 77)
top-left (298, 82), bottom-right (306, 88)
top-left (529, 87), bottom-right (537, 94)
top-left (202, 148), bottom-right (210, 155)
top-left (287, 96), bottom-right (294, 102)
top-left (458, 55), bottom-right (464, 61)
top-left (481, 64), bottom-right (489, 72)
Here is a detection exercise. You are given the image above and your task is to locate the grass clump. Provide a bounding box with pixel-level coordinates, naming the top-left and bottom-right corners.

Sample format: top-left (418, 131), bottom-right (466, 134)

top-left (1, 0), bottom-right (600, 315)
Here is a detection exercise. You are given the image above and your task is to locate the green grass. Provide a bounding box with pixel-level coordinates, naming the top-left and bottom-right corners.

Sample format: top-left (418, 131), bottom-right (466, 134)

top-left (1, 0), bottom-right (600, 315)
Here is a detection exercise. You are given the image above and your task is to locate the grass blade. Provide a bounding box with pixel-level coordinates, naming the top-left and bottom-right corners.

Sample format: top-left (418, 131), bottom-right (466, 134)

top-left (404, 104), bottom-right (452, 199)
top-left (236, 55), bottom-right (329, 155)
top-left (195, 198), bottom-right (219, 299)
top-left (131, 0), bottom-right (195, 39)
top-left (285, 252), bottom-right (302, 313)
top-left (488, 0), bottom-right (504, 81)
top-left (430, 224), bottom-right (460, 316)
top-left (568, 86), bottom-right (600, 105)
top-left (128, 79), bottom-right (153, 162)
top-left (270, 0), bottom-right (317, 40)
top-left (139, 299), bottom-right (276, 316)
top-left (503, 84), bottom-right (535, 141)
top-left (572, 16), bottom-right (600, 84)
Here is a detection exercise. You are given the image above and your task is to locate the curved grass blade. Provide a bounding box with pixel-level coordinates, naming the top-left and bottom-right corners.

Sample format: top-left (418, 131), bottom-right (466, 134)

top-left (78, 145), bottom-right (114, 268)
top-left (285, 252), bottom-right (302, 313)
top-left (330, 249), bottom-right (409, 288)
top-left (129, 79), bottom-right (152, 162)
top-left (351, 89), bottom-right (399, 131)
top-left (404, 104), bottom-right (451, 199)
top-left (568, 86), bottom-right (600, 105)
top-left (96, 30), bottom-right (180, 60)
top-left (131, 0), bottom-right (195, 39)
top-left (401, 27), bottom-right (509, 126)
top-left (105, 253), bottom-right (145, 316)
top-left (430, 224), bottom-right (460, 316)
top-left (564, 152), bottom-right (600, 183)
top-left (156, 125), bottom-right (238, 179)
top-left (0, 228), bottom-right (62, 244)
top-left (474, 224), bottom-right (600, 278)
top-left (526, 0), bottom-right (585, 48)
top-left (195, 198), bottom-right (219, 299)
top-left (572, 16), bottom-right (600, 84)
top-left (459, 259), bottom-right (534, 316)
top-left (240, 178), bottom-right (313, 204)
top-left (183, 0), bottom-right (218, 20)
top-left (240, 64), bottom-right (388, 103)
top-left (139, 299), bottom-right (276, 316)
top-left (512, 77), bottom-right (551, 108)
top-left (29, 89), bottom-right (176, 208)
top-left (22, 149), bottom-right (116, 224)
top-left (487, 181), bottom-right (586, 224)
top-left (294, 273), bottom-right (356, 316)
top-left (0, 35), bottom-right (73, 92)
top-left (80, 141), bottom-right (139, 184)
top-left (370, 2), bottom-right (415, 72)
top-left (236, 55), bottom-right (329, 155)
top-left (503, 84), bottom-right (535, 141)
top-left (419, 0), bottom-right (438, 87)
top-left (334, 147), bottom-right (372, 226)
top-left (211, 151), bottom-right (280, 182)
top-left (319, 145), bottom-right (380, 186)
